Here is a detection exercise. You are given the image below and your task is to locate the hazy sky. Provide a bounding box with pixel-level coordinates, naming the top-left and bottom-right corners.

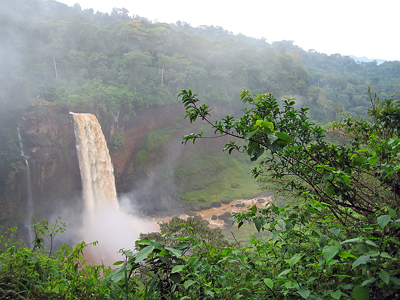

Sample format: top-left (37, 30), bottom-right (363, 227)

top-left (59, 0), bottom-right (399, 61)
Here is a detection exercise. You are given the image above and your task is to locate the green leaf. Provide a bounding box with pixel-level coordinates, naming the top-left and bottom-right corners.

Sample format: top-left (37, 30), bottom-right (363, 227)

top-left (377, 215), bottom-right (392, 229)
top-left (263, 278), bottom-right (273, 289)
top-left (171, 265), bottom-right (184, 273)
top-left (378, 270), bottom-right (390, 285)
top-left (341, 237), bottom-right (362, 244)
top-left (261, 121), bottom-right (274, 131)
top-left (106, 264), bottom-right (131, 283)
top-left (135, 245), bottom-right (155, 263)
top-left (297, 289), bottom-right (311, 299)
top-left (254, 219), bottom-right (265, 232)
top-left (184, 279), bottom-right (195, 289)
top-left (330, 227), bottom-right (340, 237)
top-left (322, 246), bottom-right (339, 262)
top-left (367, 156), bottom-right (379, 166)
top-left (255, 119), bottom-right (264, 127)
top-left (165, 247), bottom-right (183, 257)
top-left (113, 261), bottom-right (124, 266)
top-left (353, 156), bottom-right (365, 166)
top-left (366, 250), bottom-right (379, 257)
top-left (333, 274), bottom-right (351, 278)
top-left (361, 277), bottom-right (375, 286)
top-left (341, 173), bottom-right (351, 185)
top-left (390, 277), bottom-right (400, 285)
top-left (351, 284), bottom-right (369, 300)
top-left (331, 290), bottom-right (341, 299)
top-left (251, 205), bottom-right (257, 215)
top-left (356, 149), bottom-right (368, 153)
top-left (159, 249), bottom-right (169, 256)
top-left (174, 242), bottom-right (189, 250)
top-left (289, 254), bottom-right (302, 267)
top-left (251, 146), bottom-right (264, 161)
top-left (323, 172), bottom-right (334, 182)
top-left (243, 129), bottom-right (258, 141)
top-left (380, 252), bottom-right (392, 259)
top-left (365, 240), bottom-right (378, 247)
top-left (247, 141), bottom-right (258, 155)
top-left (204, 290), bottom-right (214, 297)
top-left (267, 133), bottom-right (279, 144)
top-left (170, 272), bottom-right (181, 283)
top-left (275, 131), bottom-right (292, 143)
top-left (338, 251), bottom-right (356, 259)
top-left (278, 269), bottom-right (291, 277)
top-left (326, 185), bottom-right (335, 196)
top-left (352, 255), bottom-right (370, 269)
top-left (307, 277), bottom-right (317, 283)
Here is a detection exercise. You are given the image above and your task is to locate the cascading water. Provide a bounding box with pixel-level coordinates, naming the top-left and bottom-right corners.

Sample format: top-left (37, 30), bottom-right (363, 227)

top-left (70, 113), bottom-right (119, 213)
top-left (69, 112), bottom-right (156, 265)
top-left (17, 127), bottom-right (34, 244)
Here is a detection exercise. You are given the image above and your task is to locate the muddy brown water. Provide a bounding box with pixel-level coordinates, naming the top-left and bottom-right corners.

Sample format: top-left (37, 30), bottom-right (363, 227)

top-left (155, 197), bottom-right (271, 229)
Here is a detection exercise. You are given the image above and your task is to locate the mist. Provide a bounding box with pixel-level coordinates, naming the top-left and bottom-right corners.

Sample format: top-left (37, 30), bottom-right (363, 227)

top-left (1, 0), bottom-right (399, 262)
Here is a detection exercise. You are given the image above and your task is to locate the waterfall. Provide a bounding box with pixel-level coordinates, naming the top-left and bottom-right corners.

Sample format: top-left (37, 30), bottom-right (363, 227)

top-left (69, 112), bottom-right (157, 265)
top-left (17, 127), bottom-right (34, 244)
top-left (70, 113), bottom-right (119, 213)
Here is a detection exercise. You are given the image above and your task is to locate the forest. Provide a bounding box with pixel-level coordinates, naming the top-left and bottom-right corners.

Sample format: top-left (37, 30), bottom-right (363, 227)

top-left (1, 0), bottom-right (400, 299)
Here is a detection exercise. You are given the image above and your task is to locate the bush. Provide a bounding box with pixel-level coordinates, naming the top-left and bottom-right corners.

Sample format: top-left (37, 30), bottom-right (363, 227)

top-left (112, 133), bottom-right (125, 150)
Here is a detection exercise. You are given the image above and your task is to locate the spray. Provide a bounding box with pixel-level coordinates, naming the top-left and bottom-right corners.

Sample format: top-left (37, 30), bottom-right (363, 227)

top-left (70, 112), bottom-right (156, 265)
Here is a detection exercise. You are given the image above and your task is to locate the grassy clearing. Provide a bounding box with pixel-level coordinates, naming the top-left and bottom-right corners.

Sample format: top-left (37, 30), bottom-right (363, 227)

top-left (132, 125), bottom-right (261, 207)
top-left (175, 152), bottom-right (260, 206)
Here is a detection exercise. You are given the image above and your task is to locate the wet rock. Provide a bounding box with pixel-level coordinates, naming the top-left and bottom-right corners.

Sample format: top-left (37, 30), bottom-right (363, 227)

top-left (200, 204), bottom-right (212, 210)
top-left (189, 204), bottom-right (201, 211)
top-left (211, 215), bottom-right (218, 220)
top-left (185, 210), bottom-right (197, 216)
top-left (218, 212), bottom-right (232, 223)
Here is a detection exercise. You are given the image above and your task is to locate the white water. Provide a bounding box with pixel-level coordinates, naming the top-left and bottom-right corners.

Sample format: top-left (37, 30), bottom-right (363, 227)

top-left (70, 112), bottom-right (156, 265)
top-left (17, 127), bottom-right (34, 244)
top-left (70, 113), bottom-right (119, 213)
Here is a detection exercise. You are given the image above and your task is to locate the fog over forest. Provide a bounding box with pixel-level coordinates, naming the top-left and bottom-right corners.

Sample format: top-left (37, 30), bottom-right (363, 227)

top-left (1, 1), bottom-right (400, 299)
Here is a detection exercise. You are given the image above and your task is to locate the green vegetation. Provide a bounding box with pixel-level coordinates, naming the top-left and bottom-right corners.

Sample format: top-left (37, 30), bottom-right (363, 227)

top-left (131, 126), bottom-right (260, 206)
top-left (112, 133), bottom-right (125, 150)
top-left (2, 89), bottom-right (399, 299)
top-left (139, 216), bottom-right (230, 251)
top-left (1, 0), bottom-right (400, 215)
top-left (174, 153), bottom-right (260, 205)
top-left (0, 219), bottom-right (107, 299)
top-left (1, 0), bottom-right (400, 298)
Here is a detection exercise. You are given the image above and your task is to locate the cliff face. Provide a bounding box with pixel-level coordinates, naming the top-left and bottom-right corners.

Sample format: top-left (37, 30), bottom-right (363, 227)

top-left (0, 104), bottom-right (82, 228)
top-left (110, 105), bottom-right (185, 192)
top-left (22, 105), bottom-right (83, 220)
top-left (0, 103), bottom-right (186, 227)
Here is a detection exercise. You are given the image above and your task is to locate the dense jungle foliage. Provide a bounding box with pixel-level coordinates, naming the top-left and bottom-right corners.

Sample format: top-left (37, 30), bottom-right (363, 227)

top-left (1, 89), bottom-right (400, 299)
top-left (1, 1), bottom-right (400, 298)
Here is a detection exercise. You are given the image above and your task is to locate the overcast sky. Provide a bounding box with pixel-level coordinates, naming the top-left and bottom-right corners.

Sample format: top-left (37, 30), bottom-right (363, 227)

top-left (59, 0), bottom-right (400, 61)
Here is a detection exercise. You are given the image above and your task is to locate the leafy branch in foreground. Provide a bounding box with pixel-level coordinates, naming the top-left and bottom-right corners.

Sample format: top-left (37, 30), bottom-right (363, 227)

top-left (179, 89), bottom-right (400, 224)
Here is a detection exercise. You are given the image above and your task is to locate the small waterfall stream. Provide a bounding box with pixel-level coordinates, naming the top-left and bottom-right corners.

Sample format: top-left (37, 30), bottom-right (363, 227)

top-left (17, 127), bottom-right (34, 244)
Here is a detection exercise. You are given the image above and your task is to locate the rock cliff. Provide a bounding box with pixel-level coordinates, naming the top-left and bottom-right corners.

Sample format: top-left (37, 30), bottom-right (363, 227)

top-left (0, 103), bottom-right (186, 227)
